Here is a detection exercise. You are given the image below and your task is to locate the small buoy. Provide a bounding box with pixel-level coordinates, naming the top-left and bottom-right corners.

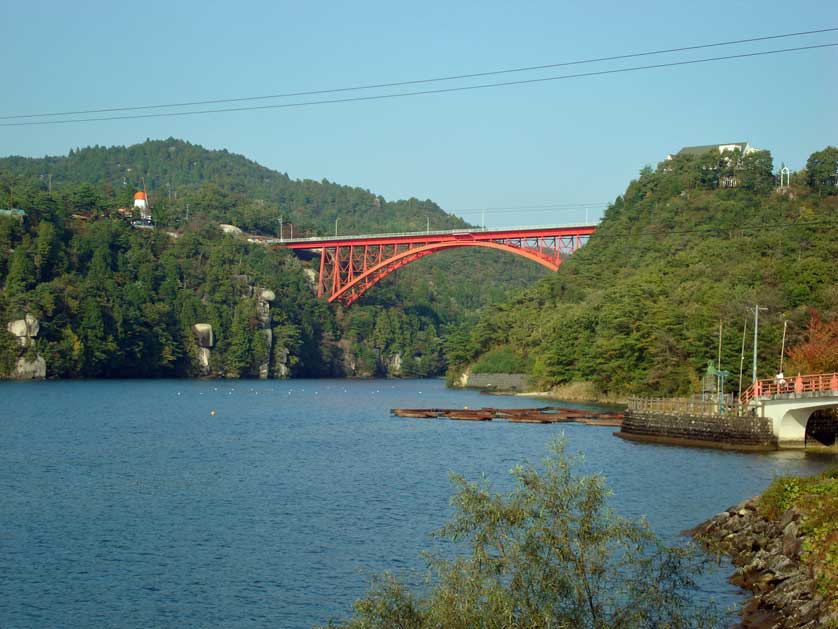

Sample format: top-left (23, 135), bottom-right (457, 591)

top-left (464, 406), bottom-right (469, 410)
top-left (210, 410), bottom-right (216, 416)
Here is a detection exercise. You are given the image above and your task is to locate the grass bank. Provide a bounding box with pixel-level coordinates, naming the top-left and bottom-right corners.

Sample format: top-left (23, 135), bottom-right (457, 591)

top-left (519, 381), bottom-right (627, 405)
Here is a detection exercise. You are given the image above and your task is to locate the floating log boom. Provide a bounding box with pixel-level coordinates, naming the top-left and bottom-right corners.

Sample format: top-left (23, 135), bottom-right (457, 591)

top-left (390, 406), bottom-right (623, 426)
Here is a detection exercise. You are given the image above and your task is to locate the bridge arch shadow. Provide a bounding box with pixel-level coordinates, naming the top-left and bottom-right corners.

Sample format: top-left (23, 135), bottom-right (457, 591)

top-left (778, 403), bottom-right (838, 447)
top-left (804, 408), bottom-right (838, 447)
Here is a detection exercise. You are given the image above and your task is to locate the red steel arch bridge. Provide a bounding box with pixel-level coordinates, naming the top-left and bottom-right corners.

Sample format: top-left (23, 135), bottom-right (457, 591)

top-left (277, 224), bottom-right (596, 307)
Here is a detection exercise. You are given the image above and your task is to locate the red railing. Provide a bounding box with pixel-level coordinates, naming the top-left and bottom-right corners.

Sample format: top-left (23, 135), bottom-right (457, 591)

top-left (741, 372), bottom-right (838, 406)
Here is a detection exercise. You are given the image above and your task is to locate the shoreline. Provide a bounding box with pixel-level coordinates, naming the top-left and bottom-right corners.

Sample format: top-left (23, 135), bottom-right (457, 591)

top-left (518, 390), bottom-right (627, 405)
top-left (691, 491), bottom-right (837, 627)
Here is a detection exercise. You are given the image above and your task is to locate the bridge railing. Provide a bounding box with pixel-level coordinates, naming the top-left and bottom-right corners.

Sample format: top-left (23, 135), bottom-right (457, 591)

top-left (741, 372), bottom-right (838, 406)
top-left (273, 222), bottom-right (597, 245)
top-left (627, 396), bottom-right (734, 417)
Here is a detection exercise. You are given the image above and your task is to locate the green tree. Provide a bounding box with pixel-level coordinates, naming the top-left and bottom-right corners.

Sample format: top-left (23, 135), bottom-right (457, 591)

top-left (739, 150), bottom-right (774, 193)
top-left (34, 220), bottom-right (62, 281)
top-left (225, 298), bottom-right (257, 377)
top-left (333, 441), bottom-right (718, 628)
top-left (4, 246), bottom-right (36, 314)
top-left (806, 146), bottom-right (838, 195)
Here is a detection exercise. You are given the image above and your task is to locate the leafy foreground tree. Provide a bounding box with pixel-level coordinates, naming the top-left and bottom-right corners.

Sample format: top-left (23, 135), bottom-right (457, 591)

top-left (329, 440), bottom-right (720, 628)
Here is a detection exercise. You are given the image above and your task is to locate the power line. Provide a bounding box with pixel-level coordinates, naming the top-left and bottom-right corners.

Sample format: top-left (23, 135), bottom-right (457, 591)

top-left (1, 27), bottom-right (834, 121)
top-left (1, 43), bottom-right (835, 128)
top-left (457, 207), bottom-right (607, 217)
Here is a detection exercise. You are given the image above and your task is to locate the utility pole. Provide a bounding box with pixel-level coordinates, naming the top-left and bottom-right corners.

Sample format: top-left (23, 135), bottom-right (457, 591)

top-left (738, 318), bottom-right (748, 400)
top-left (278, 215), bottom-right (283, 241)
top-left (481, 209), bottom-right (485, 230)
top-left (48, 173), bottom-right (52, 193)
top-left (426, 215), bottom-right (430, 234)
top-left (711, 319), bottom-right (728, 413)
top-left (335, 216), bottom-right (340, 237)
top-left (186, 204), bottom-right (190, 222)
top-left (751, 305), bottom-right (768, 384)
top-left (779, 319), bottom-right (789, 373)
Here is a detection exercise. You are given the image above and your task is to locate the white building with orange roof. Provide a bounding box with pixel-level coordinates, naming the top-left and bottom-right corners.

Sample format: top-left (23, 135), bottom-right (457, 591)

top-left (133, 191), bottom-right (151, 220)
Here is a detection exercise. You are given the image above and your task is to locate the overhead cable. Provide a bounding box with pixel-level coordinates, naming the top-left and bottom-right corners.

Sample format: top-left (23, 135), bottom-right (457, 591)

top-left (1, 43), bottom-right (835, 127)
top-left (1, 27), bottom-right (834, 121)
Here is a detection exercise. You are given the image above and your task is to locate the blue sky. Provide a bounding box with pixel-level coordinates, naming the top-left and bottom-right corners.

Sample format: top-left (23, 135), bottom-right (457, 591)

top-left (1, 1), bottom-right (836, 228)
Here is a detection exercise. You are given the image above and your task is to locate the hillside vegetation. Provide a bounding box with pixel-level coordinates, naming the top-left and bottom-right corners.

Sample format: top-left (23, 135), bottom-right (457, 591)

top-left (445, 147), bottom-right (838, 396)
top-left (0, 140), bottom-right (545, 379)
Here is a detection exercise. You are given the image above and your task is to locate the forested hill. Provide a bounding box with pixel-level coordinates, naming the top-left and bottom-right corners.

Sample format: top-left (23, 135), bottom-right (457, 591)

top-left (445, 147), bottom-right (838, 397)
top-left (0, 139), bottom-right (545, 380)
top-left (0, 138), bottom-right (467, 236)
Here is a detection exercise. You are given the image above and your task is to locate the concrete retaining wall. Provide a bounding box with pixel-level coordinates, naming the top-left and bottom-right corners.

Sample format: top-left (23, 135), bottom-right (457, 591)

top-left (618, 410), bottom-right (777, 450)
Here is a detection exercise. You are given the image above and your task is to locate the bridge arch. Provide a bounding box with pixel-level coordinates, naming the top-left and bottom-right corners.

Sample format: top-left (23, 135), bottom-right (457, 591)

top-left (777, 403), bottom-right (838, 446)
top-left (282, 225), bottom-right (595, 306)
top-left (330, 240), bottom-right (561, 306)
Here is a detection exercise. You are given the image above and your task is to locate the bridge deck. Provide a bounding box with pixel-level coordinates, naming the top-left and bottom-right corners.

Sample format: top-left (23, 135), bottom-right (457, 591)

top-left (276, 223), bottom-right (597, 248)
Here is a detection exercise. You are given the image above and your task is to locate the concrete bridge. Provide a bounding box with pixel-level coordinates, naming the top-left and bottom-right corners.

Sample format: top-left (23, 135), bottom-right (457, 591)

top-left (742, 373), bottom-right (838, 447)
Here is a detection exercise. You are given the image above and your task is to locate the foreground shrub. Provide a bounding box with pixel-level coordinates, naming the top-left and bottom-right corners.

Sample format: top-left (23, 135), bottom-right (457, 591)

top-left (329, 440), bottom-right (719, 628)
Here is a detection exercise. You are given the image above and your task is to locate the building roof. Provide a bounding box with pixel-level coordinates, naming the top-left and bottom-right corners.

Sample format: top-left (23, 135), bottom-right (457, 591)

top-left (0, 208), bottom-right (26, 216)
top-left (676, 142), bottom-right (750, 157)
top-left (134, 191), bottom-right (147, 200)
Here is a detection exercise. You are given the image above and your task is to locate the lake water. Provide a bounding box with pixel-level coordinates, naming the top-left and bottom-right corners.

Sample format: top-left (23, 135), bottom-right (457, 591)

top-left (1, 379), bottom-right (835, 627)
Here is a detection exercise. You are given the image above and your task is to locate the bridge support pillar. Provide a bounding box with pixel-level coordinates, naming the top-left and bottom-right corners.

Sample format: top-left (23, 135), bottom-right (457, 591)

top-left (777, 408), bottom-right (811, 448)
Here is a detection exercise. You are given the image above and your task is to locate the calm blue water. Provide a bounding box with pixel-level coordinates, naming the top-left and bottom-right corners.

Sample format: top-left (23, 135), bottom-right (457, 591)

top-left (1, 379), bottom-right (835, 627)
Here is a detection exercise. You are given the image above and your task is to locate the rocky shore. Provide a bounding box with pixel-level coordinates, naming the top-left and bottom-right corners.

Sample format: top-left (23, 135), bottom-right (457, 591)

top-left (691, 498), bottom-right (836, 628)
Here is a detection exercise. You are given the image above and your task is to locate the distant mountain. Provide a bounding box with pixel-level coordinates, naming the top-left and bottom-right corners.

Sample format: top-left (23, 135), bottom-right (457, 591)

top-left (0, 138), bottom-right (467, 237)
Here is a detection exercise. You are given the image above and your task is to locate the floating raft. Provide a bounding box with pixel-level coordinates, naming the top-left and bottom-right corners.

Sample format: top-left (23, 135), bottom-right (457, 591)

top-left (390, 406), bottom-right (623, 426)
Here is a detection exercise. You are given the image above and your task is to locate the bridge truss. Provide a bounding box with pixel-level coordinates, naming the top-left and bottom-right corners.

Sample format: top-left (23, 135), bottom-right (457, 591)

top-left (282, 225), bottom-right (596, 306)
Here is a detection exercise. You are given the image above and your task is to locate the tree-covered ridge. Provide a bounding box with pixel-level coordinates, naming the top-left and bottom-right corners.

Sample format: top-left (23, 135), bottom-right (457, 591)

top-left (0, 138), bottom-right (468, 237)
top-left (445, 147), bottom-right (838, 396)
top-left (0, 139), bottom-right (548, 379)
top-left (0, 210), bottom-right (337, 378)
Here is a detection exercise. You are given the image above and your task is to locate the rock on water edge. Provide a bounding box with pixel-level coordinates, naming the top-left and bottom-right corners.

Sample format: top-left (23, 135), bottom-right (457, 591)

top-left (692, 500), bottom-right (830, 627)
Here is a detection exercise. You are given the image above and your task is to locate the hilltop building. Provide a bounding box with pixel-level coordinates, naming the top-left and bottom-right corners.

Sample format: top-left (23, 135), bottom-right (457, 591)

top-left (664, 141), bottom-right (762, 188)
top-left (666, 142), bottom-right (758, 161)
